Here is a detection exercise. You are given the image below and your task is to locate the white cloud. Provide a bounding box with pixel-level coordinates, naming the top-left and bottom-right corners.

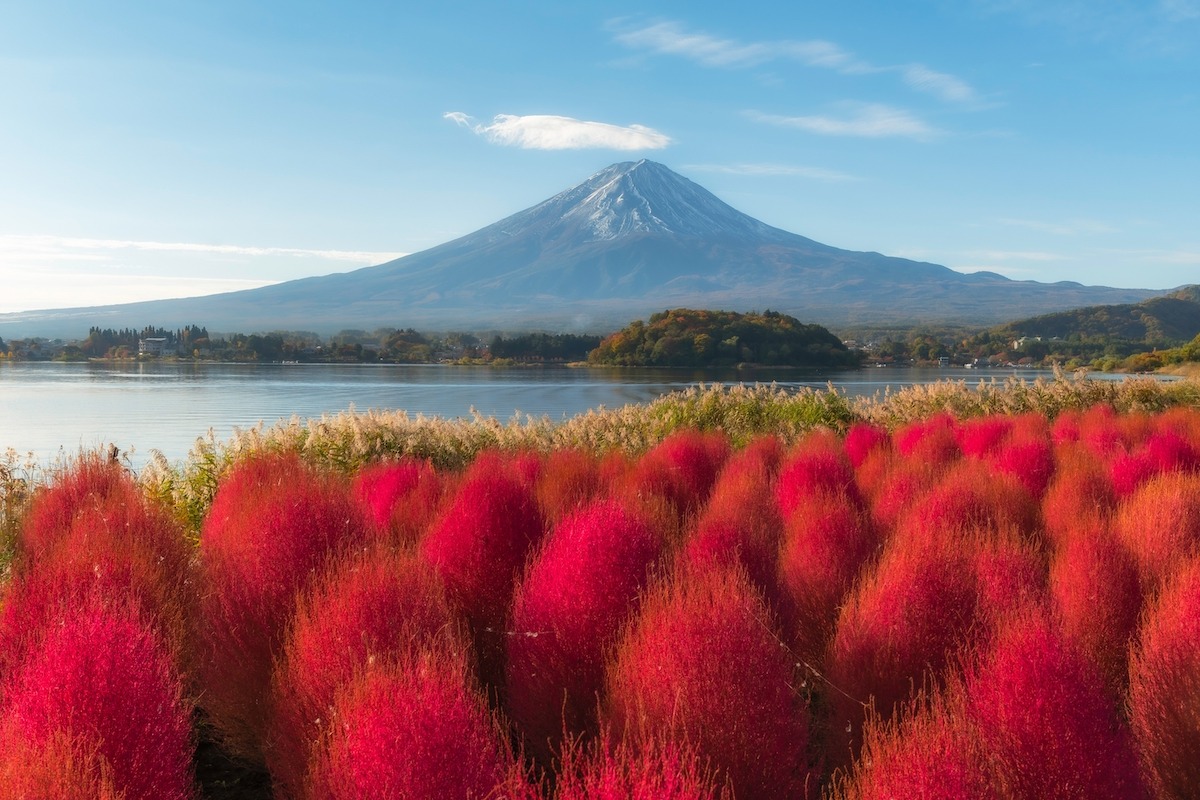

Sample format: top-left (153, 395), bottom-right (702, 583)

top-left (444, 112), bottom-right (671, 151)
top-left (995, 217), bottom-right (1117, 235)
top-left (902, 64), bottom-right (978, 103)
top-left (611, 20), bottom-right (865, 71)
top-left (682, 162), bottom-right (861, 182)
top-left (610, 19), bottom-right (980, 103)
top-left (749, 104), bottom-right (938, 140)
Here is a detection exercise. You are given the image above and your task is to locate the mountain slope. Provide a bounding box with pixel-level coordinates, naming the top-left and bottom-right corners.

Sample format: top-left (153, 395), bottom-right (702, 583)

top-left (0, 160), bottom-right (1162, 338)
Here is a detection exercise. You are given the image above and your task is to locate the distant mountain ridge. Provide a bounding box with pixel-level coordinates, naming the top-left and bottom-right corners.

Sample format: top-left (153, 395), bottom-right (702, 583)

top-left (994, 285), bottom-right (1200, 345)
top-left (0, 160), bottom-right (1163, 338)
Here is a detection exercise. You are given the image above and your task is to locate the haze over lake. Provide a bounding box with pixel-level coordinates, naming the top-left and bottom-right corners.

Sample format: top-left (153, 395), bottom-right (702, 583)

top-left (0, 361), bottom-right (1142, 468)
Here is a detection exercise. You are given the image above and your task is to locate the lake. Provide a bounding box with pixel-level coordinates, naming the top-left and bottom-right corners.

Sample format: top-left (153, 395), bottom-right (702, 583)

top-left (0, 360), bottom-right (1133, 468)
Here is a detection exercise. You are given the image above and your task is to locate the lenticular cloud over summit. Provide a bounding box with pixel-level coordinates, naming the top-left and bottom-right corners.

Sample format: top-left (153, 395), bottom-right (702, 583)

top-left (444, 112), bottom-right (672, 150)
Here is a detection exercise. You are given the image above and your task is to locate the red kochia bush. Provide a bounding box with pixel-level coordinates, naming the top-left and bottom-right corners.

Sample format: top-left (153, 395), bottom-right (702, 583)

top-left (964, 609), bottom-right (1146, 799)
top-left (622, 430), bottom-right (731, 520)
top-left (1050, 529), bottom-right (1143, 699)
top-left (843, 423), bottom-right (890, 470)
top-left (267, 546), bottom-right (463, 799)
top-left (0, 603), bottom-right (194, 800)
top-left (535, 447), bottom-right (603, 523)
top-left (1041, 444), bottom-right (1117, 547)
top-left (351, 457), bottom-right (443, 545)
top-left (0, 729), bottom-right (124, 800)
top-left (505, 500), bottom-right (663, 765)
top-left (198, 451), bottom-right (372, 760)
top-left (836, 691), bottom-right (999, 800)
top-left (1113, 472), bottom-right (1200, 591)
top-left (775, 429), bottom-right (861, 518)
top-left (895, 459), bottom-right (1038, 546)
top-left (779, 489), bottom-right (878, 663)
top-left (555, 731), bottom-right (733, 800)
top-left (604, 564), bottom-right (810, 800)
top-left (1129, 556), bottom-right (1200, 799)
top-left (16, 454), bottom-right (140, 561)
top-left (825, 529), bottom-right (979, 765)
top-left (418, 454), bottom-right (544, 685)
top-left (893, 412), bottom-right (960, 468)
top-left (306, 651), bottom-right (537, 800)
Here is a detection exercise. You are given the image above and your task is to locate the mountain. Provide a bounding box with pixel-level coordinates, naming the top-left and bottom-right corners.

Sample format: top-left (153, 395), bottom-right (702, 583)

top-left (0, 160), bottom-right (1162, 338)
top-left (990, 285), bottom-right (1200, 346)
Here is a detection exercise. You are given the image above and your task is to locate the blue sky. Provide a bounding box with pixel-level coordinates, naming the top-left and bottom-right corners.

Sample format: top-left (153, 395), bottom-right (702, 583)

top-left (1, 1), bottom-right (1197, 314)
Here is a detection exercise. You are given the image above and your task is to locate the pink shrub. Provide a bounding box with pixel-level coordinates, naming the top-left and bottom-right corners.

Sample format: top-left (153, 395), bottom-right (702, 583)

top-left (418, 455), bottom-right (544, 686)
top-left (1128, 556), bottom-right (1200, 799)
top-left (1078, 404), bottom-right (1131, 458)
top-left (843, 423), bottom-right (890, 470)
top-left (825, 530), bottom-right (979, 765)
top-left (964, 609), bottom-right (1146, 799)
top-left (1050, 408), bottom-right (1081, 445)
top-left (1050, 528), bottom-right (1143, 700)
top-left (267, 545), bottom-right (463, 798)
top-left (779, 490), bottom-right (878, 663)
top-left (0, 602), bottom-right (194, 800)
top-left (991, 433), bottom-right (1056, 498)
top-left (1112, 472), bottom-right (1200, 591)
top-left (775, 429), bottom-right (861, 518)
top-left (622, 430), bottom-right (731, 520)
top-left (555, 731), bottom-right (733, 800)
top-left (604, 564), bottom-right (811, 800)
top-left (1110, 429), bottom-right (1200, 497)
top-left (351, 458), bottom-right (443, 545)
top-left (198, 451), bottom-right (372, 760)
top-left (306, 650), bottom-right (536, 800)
top-left (505, 500), bottom-right (664, 766)
top-left (0, 729), bottom-right (124, 800)
top-left (956, 415), bottom-right (1015, 457)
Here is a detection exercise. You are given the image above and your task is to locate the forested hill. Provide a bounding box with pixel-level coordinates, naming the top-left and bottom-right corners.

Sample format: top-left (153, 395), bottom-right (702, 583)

top-left (588, 309), bottom-right (858, 368)
top-left (990, 286), bottom-right (1200, 345)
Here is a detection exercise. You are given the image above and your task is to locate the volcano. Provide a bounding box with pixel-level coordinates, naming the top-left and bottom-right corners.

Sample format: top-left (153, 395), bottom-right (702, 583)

top-left (0, 160), bottom-right (1158, 337)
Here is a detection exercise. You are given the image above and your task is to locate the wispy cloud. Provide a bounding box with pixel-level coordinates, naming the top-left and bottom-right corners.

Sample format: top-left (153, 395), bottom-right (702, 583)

top-left (682, 162), bottom-right (861, 182)
top-left (0, 234), bottom-right (403, 264)
top-left (963, 249), bottom-right (1071, 261)
top-left (445, 112), bottom-right (671, 151)
top-left (995, 217), bottom-right (1117, 235)
top-left (748, 104), bottom-right (938, 140)
top-left (610, 19), bottom-right (980, 104)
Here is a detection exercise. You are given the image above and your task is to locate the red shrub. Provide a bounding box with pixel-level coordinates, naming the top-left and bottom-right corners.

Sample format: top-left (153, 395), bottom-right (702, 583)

top-left (505, 500), bottom-right (664, 765)
top-left (835, 691), bottom-right (999, 800)
top-left (992, 433), bottom-right (1056, 498)
top-left (535, 447), bottom-right (602, 523)
top-left (956, 415), bottom-right (1015, 457)
top-left (1041, 444), bottom-right (1116, 548)
top-left (775, 429), bottom-right (861, 519)
top-left (0, 729), bottom-right (124, 800)
top-left (0, 535), bottom-right (191, 685)
top-left (1050, 528), bottom-right (1143, 700)
top-left (1129, 556), bottom-right (1200, 799)
top-left (1050, 408), bottom-right (1081, 445)
top-left (825, 530), bottom-right (979, 765)
top-left (267, 545), bottom-right (463, 798)
top-left (1113, 472), bottom-right (1200, 591)
top-left (895, 459), bottom-right (1038, 547)
top-left (198, 451), bottom-right (372, 760)
top-left (685, 451), bottom-right (786, 609)
top-left (418, 456), bottom-right (544, 686)
top-left (305, 650), bottom-right (536, 800)
top-left (893, 412), bottom-right (960, 467)
top-left (622, 430), bottom-right (731, 520)
top-left (0, 602), bottom-right (195, 800)
top-left (843, 423), bottom-right (890, 470)
top-left (964, 609), bottom-right (1145, 799)
top-left (604, 565), bottom-right (811, 800)
top-left (779, 490), bottom-right (878, 663)
top-left (971, 533), bottom-right (1048, 640)
top-left (1078, 404), bottom-right (1130, 458)
top-left (556, 731), bottom-right (733, 800)
top-left (16, 454), bottom-right (141, 562)
top-left (351, 458), bottom-right (443, 545)
top-left (1111, 429), bottom-right (1200, 497)
top-left (862, 455), bottom-right (942, 535)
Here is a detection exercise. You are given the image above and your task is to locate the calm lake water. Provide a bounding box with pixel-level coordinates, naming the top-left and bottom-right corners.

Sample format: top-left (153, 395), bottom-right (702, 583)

top-left (0, 360), bottom-right (1143, 468)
